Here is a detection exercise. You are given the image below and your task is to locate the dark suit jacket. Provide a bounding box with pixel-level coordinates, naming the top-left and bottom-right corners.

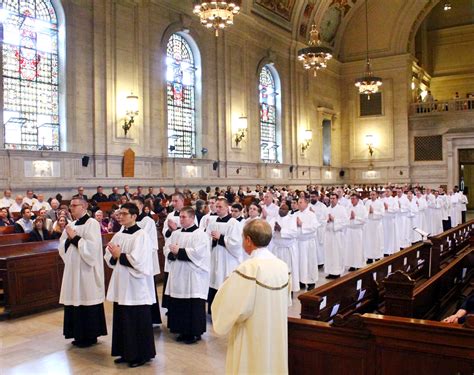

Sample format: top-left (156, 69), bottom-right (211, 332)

top-left (29, 229), bottom-right (52, 242)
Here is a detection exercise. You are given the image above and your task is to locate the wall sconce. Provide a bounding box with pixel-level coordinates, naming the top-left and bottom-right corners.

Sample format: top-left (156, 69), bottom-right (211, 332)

top-left (301, 129), bottom-right (313, 152)
top-left (233, 115), bottom-right (248, 147)
top-left (123, 92), bottom-right (139, 136)
top-left (365, 134), bottom-right (374, 157)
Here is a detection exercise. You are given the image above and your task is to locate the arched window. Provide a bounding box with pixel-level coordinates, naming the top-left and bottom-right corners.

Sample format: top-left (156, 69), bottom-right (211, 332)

top-left (259, 65), bottom-right (280, 163)
top-left (166, 33), bottom-right (197, 158)
top-left (2, 0), bottom-right (61, 150)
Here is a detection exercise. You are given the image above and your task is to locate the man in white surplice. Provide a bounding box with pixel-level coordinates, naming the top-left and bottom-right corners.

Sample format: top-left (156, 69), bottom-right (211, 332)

top-left (268, 203), bottom-right (300, 293)
top-left (207, 197), bottom-right (242, 312)
top-left (407, 190), bottom-right (421, 243)
top-left (295, 195), bottom-right (319, 290)
top-left (164, 207), bottom-right (210, 344)
top-left (324, 193), bottom-right (350, 279)
top-left (58, 197), bottom-right (107, 347)
top-left (396, 189), bottom-right (410, 249)
top-left (429, 190), bottom-right (444, 235)
top-left (212, 219), bottom-right (290, 375)
top-left (309, 191), bottom-right (327, 269)
top-left (132, 197), bottom-right (161, 325)
top-left (382, 188), bottom-right (400, 255)
top-left (364, 191), bottom-right (385, 263)
top-left (345, 193), bottom-right (368, 272)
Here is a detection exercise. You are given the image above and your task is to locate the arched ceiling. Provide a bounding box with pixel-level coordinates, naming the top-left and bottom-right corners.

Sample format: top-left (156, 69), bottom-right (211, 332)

top-left (241, 0), bottom-right (442, 62)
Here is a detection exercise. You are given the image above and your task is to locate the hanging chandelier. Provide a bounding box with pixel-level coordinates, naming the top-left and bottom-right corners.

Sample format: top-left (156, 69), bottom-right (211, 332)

top-left (193, 1), bottom-right (241, 37)
top-left (297, 24), bottom-right (333, 77)
top-left (354, 0), bottom-right (382, 99)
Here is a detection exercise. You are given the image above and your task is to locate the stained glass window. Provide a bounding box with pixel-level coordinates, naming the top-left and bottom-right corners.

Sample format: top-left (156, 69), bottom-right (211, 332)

top-left (166, 33), bottom-right (196, 158)
top-left (2, 0), bottom-right (60, 150)
top-left (259, 65), bottom-right (279, 163)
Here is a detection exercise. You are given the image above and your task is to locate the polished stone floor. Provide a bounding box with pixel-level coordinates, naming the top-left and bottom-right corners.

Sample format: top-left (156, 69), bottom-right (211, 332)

top-left (0, 276), bottom-right (331, 375)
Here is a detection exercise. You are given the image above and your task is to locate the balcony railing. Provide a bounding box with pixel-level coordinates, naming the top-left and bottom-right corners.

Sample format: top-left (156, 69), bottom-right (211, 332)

top-left (410, 98), bottom-right (474, 115)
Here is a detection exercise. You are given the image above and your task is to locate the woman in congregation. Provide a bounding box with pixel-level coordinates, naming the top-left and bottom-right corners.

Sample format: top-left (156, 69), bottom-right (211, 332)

top-left (245, 202), bottom-right (262, 222)
top-left (51, 216), bottom-right (68, 239)
top-left (29, 217), bottom-right (52, 242)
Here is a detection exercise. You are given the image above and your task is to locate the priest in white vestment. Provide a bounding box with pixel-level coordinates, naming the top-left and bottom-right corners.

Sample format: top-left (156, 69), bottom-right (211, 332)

top-left (132, 197), bottom-right (161, 325)
top-left (0, 189), bottom-right (14, 208)
top-left (345, 194), bottom-right (368, 271)
top-left (199, 196), bottom-right (218, 231)
top-left (324, 193), bottom-right (350, 278)
top-left (407, 191), bottom-right (421, 243)
top-left (260, 192), bottom-right (279, 221)
top-left (429, 191), bottom-right (444, 235)
top-left (162, 192), bottom-right (186, 309)
top-left (295, 195), bottom-right (319, 290)
top-left (164, 207), bottom-right (210, 344)
top-left (105, 202), bottom-right (156, 368)
top-left (364, 191), bottom-right (385, 263)
top-left (415, 190), bottom-right (428, 233)
top-left (382, 189), bottom-right (400, 255)
top-left (207, 197), bottom-right (243, 312)
top-left (309, 191), bottom-right (327, 268)
top-left (58, 197), bottom-right (107, 347)
top-left (395, 189), bottom-right (410, 249)
top-left (212, 219), bottom-right (290, 375)
top-left (268, 203), bottom-right (300, 292)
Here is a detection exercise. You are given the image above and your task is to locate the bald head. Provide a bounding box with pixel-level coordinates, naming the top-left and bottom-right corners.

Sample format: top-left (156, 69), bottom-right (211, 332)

top-left (242, 219), bottom-right (272, 254)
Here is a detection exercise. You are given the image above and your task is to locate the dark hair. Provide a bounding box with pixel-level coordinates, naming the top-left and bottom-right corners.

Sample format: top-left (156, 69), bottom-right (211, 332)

top-left (231, 203), bottom-right (243, 211)
top-left (121, 202), bottom-right (139, 217)
top-left (21, 206), bottom-right (31, 215)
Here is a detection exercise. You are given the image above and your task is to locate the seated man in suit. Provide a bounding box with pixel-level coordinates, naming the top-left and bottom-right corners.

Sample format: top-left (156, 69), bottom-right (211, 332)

top-left (14, 206), bottom-right (34, 233)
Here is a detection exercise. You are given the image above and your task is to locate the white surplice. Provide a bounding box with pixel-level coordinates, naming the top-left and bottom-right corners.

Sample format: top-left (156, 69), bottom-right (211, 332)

top-left (58, 216), bottom-right (105, 306)
top-left (137, 215), bottom-right (160, 275)
top-left (364, 199), bottom-right (385, 259)
top-left (429, 196), bottom-right (444, 235)
top-left (324, 203), bottom-right (349, 276)
top-left (310, 201), bottom-right (327, 266)
top-left (164, 227), bottom-right (210, 300)
top-left (345, 201), bottom-right (368, 269)
top-left (212, 247), bottom-right (290, 375)
top-left (396, 194), bottom-right (410, 248)
top-left (268, 214), bottom-right (299, 292)
top-left (295, 208), bottom-right (319, 284)
top-left (382, 196), bottom-right (400, 255)
top-left (208, 215), bottom-right (243, 290)
top-left (105, 227), bottom-right (156, 305)
top-left (407, 198), bottom-right (421, 243)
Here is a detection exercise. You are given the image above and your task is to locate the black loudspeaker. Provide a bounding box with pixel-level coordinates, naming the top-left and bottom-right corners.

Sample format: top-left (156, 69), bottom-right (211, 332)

top-left (82, 156), bottom-right (90, 167)
top-left (212, 161), bottom-right (219, 171)
top-left (339, 170), bottom-right (345, 177)
top-left (289, 165), bottom-right (294, 173)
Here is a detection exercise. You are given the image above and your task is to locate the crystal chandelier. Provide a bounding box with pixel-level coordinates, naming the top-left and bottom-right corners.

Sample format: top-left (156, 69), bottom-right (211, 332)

top-left (193, 1), bottom-right (241, 37)
top-left (354, 0), bottom-right (382, 99)
top-left (297, 24), bottom-right (333, 77)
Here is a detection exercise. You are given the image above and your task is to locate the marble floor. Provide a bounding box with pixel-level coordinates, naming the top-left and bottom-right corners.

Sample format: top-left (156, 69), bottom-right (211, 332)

top-left (0, 272), bottom-right (332, 375)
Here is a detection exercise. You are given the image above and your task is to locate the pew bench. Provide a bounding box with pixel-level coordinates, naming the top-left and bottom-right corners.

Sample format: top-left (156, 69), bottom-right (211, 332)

top-left (384, 247), bottom-right (474, 320)
top-left (0, 233), bottom-right (32, 245)
top-left (299, 241), bottom-right (432, 321)
top-left (0, 226), bottom-right (15, 235)
top-left (288, 313), bottom-right (474, 375)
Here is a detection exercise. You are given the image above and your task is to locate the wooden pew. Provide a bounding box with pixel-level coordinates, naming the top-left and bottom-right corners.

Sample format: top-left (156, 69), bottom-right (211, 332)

top-left (96, 201), bottom-right (118, 213)
top-left (429, 220), bottom-right (474, 275)
top-left (0, 233), bottom-right (31, 245)
top-left (299, 220), bottom-right (474, 322)
top-left (383, 247), bottom-right (474, 319)
top-left (288, 313), bottom-right (474, 375)
top-left (299, 241), bottom-right (432, 321)
top-left (0, 233), bottom-right (114, 319)
top-left (0, 226), bottom-right (14, 235)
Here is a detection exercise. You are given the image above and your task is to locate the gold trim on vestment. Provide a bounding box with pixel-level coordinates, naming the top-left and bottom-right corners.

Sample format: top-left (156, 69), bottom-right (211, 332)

top-left (234, 270), bottom-right (289, 290)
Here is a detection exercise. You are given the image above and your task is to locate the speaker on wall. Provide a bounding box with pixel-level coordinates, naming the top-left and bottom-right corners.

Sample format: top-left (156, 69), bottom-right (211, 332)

top-left (212, 161), bottom-right (219, 171)
top-left (339, 169), bottom-right (345, 177)
top-left (82, 156), bottom-right (90, 167)
top-left (289, 165), bottom-right (294, 173)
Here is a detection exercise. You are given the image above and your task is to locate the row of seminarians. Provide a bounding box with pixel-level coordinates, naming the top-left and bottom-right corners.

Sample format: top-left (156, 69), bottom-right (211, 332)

top-left (160, 187), bottom-right (467, 298)
top-left (59, 195), bottom-right (291, 372)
